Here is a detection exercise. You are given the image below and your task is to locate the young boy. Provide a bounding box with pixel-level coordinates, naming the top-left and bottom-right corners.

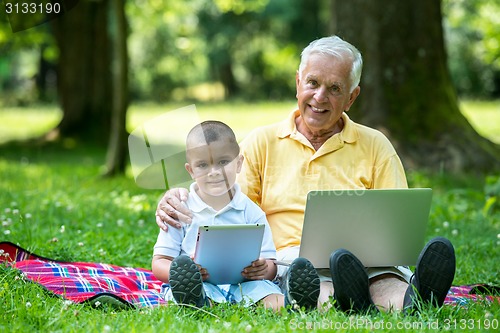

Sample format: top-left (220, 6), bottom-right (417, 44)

top-left (152, 120), bottom-right (287, 310)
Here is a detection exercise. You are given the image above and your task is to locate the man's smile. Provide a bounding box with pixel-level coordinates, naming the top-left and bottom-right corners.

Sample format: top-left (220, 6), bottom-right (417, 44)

top-left (309, 105), bottom-right (330, 113)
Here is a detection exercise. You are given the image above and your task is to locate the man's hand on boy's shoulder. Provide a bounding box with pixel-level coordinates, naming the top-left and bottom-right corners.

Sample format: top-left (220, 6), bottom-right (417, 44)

top-left (156, 188), bottom-right (192, 231)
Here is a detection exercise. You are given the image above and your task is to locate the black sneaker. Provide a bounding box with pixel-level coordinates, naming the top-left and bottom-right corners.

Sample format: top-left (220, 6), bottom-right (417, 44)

top-left (284, 257), bottom-right (320, 310)
top-left (330, 249), bottom-right (377, 314)
top-left (169, 255), bottom-right (207, 307)
top-left (403, 237), bottom-right (455, 313)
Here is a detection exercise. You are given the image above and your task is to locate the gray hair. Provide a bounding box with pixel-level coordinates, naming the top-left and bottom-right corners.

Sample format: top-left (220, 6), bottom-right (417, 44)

top-left (298, 36), bottom-right (363, 93)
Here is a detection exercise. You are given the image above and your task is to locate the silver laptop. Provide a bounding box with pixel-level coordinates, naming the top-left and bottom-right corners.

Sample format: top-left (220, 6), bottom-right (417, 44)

top-left (299, 188), bottom-right (432, 268)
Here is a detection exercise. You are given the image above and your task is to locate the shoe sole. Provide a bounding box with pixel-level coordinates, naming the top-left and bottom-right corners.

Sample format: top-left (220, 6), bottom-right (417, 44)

top-left (330, 249), bottom-right (375, 313)
top-left (169, 255), bottom-right (205, 307)
top-left (412, 237), bottom-right (456, 307)
top-left (287, 257), bottom-right (320, 310)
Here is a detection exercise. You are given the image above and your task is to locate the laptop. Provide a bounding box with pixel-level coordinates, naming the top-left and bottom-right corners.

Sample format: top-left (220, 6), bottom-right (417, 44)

top-left (194, 224), bottom-right (265, 285)
top-left (299, 188), bottom-right (432, 268)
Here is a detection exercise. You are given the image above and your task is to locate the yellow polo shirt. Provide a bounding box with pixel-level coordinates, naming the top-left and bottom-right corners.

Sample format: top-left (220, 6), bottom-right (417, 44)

top-left (238, 110), bottom-right (408, 251)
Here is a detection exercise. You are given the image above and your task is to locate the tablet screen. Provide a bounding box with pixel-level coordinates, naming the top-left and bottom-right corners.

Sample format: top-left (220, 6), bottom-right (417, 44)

top-left (193, 224), bottom-right (265, 285)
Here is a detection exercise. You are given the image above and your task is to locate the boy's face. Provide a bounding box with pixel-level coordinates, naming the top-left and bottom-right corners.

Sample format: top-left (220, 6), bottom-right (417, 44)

top-left (185, 140), bottom-right (243, 198)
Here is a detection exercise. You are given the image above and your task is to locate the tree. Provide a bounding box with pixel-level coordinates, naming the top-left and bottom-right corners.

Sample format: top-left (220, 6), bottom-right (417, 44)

top-left (104, 0), bottom-right (129, 176)
top-left (49, 0), bottom-right (112, 143)
top-left (331, 0), bottom-right (500, 172)
top-left (443, 0), bottom-right (500, 98)
top-left (47, 0), bottom-right (129, 175)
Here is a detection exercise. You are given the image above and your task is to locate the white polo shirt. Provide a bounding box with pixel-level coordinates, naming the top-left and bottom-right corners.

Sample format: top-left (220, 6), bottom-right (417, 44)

top-left (153, 183), bottom-right (277, 260)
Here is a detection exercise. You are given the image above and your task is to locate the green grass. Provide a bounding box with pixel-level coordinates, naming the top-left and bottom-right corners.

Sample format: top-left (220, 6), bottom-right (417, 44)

top-left (1, 101), bottom-right (499, 332)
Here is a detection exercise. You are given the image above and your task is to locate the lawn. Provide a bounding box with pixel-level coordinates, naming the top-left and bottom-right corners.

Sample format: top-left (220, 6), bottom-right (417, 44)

top-left (0, 101), bottom-right (499, 332)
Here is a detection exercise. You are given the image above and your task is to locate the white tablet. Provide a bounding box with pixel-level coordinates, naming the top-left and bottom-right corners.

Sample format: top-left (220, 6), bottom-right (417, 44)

top-left (193, 224), bottom-right (265, 285)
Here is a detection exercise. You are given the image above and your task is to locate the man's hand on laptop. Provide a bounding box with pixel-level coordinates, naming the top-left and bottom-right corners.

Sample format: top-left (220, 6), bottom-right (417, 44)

top-left (156, 188), bottom-right (192, 231)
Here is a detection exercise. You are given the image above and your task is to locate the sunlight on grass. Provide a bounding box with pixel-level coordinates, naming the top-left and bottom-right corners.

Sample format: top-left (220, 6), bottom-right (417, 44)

top-left (0, 100), bottom-right (498, 144)
top-left (460, 100), bottom-right (500, 144)
top-left (127, 101), bottom-right (297, 142)
top-left (0, 106), bottom-right (61, 143)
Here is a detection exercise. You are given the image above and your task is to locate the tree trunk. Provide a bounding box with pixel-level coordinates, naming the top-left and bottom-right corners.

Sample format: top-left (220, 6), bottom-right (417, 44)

top-left (104, 0), bottom-right (129, 176)
top-left (50, 0), bottom-right (112, 144)
top-left (35, 44), bottom-right (57, 103)
top-left (209, 49), bottom-right (239, 98)
top-left (331, 0), bottom-right (500, 172)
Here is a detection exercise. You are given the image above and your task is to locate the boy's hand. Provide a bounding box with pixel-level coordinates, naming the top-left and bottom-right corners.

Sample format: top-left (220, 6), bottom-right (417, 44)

top-left (242, 258), bottom-right (269, 280)
top-left (196, 264), bottom-right (210, 281)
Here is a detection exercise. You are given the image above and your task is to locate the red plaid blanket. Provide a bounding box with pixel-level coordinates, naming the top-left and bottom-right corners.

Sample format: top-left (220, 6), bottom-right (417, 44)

top-left (1, 241), bottom-right (498, 308)
top-left (1, 241), bottom-right (166, 308)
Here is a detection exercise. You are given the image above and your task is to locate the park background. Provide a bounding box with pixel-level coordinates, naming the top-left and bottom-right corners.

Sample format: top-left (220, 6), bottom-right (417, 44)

top-left (1, 0), bottom-right (499, 332)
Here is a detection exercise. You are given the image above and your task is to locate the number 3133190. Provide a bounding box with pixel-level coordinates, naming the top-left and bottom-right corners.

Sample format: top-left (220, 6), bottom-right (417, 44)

top-left (5, 2), bottom-right (61, 14)
top-left (443, 318), bottom-right (499, 330)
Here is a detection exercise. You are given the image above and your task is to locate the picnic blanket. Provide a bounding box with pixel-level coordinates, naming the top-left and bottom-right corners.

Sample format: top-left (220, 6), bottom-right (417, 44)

top-left (1, 241), bottom-right (498, 309)
top-left (0, 241), bottom-right (166, 308)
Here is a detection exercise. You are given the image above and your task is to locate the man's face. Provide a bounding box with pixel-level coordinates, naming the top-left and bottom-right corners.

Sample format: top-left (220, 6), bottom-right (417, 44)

top-left (295, 53), bottom-right (360, 135)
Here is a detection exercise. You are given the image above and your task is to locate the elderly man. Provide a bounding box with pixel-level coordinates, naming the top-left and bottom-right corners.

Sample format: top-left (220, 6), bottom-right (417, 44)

top-left (155, 36), bottom-right (456, 313)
